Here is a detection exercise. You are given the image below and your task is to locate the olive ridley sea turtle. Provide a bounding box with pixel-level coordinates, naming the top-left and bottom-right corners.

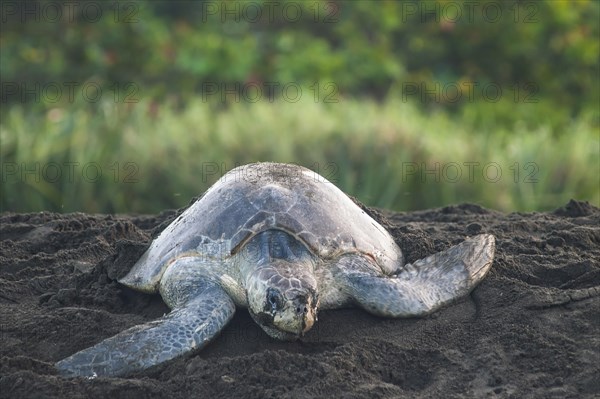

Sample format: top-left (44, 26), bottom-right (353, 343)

top-left (56, 162), bottom-right (495, 377)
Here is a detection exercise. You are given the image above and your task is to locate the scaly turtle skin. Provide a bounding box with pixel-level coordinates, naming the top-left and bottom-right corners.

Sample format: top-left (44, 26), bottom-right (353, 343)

top-left (56, 162), bottom-right (495, 377)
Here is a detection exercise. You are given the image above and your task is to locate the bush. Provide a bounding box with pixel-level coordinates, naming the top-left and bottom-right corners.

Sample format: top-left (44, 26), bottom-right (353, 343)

top-left (2, 97), bottom-right (597, 213)
top-left (1, 0), bottom-right (598, 127)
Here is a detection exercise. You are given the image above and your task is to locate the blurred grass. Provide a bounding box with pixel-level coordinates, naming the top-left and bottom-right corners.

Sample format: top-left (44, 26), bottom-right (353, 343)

top-left (1, 95), bottom-right (598, 214)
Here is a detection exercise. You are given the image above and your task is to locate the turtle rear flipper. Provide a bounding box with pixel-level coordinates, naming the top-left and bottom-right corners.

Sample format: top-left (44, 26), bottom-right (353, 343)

top-left (55, 285), bottom-right (235, 378)
top-left (344, 234), bottom-right (495, 317)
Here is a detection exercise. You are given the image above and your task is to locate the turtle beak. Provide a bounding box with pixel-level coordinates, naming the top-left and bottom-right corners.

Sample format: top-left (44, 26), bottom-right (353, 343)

top-left (293, 292), bottom-right (318, 335)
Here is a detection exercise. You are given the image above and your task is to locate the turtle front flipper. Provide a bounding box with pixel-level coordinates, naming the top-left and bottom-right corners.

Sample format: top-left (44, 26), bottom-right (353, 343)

top-left (55, 284), bottom-right (235, 378)
top-left (342, 234), bottom-right (495, 317)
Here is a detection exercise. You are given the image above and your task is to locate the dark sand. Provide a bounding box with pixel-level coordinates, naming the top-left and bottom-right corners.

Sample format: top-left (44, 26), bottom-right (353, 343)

top-left (1, 199), bottom-right (598, 399)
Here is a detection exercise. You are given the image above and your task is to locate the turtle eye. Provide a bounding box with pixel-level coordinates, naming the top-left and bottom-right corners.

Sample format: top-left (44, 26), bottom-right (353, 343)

top-left (266, 288), bottom-right (282, 312)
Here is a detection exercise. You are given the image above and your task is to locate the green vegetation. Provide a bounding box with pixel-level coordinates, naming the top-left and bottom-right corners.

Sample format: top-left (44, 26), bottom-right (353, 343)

top-left (2, 96), bottom-right (598, 213)
top-left (1, 0), bottom-right (598, 213)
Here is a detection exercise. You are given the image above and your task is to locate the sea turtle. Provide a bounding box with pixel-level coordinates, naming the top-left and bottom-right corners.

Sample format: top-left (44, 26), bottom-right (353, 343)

top-left (56, 162), bottom-right (495, 377)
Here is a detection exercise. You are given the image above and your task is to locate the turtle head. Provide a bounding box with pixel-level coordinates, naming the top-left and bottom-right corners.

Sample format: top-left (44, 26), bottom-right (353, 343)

top-left (246, 260), bottom-right (319, 341)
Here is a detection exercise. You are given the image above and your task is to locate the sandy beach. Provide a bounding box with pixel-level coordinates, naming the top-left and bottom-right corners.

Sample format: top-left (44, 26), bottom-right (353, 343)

top-left (1, 199), bottom-right (598, 398)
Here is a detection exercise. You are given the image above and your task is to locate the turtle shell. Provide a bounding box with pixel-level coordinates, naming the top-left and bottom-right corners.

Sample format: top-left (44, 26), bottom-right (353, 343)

top-left (120, 162), bottom-right (403, 292)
